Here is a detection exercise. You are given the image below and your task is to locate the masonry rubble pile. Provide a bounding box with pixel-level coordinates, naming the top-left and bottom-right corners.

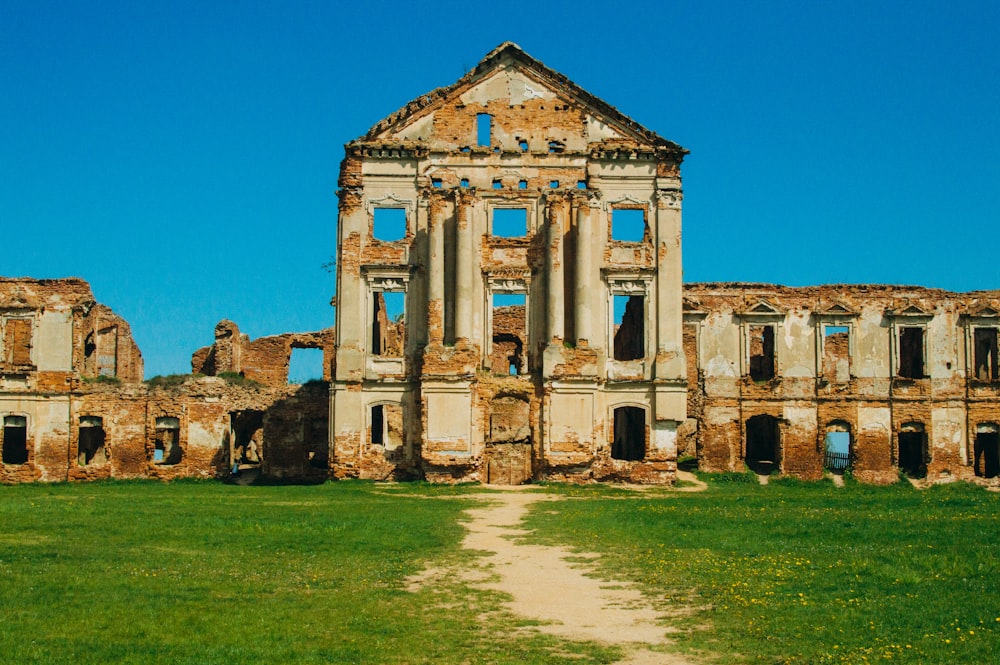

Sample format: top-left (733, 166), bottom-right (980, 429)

top-left (3, 43), bottom-right (998, 485)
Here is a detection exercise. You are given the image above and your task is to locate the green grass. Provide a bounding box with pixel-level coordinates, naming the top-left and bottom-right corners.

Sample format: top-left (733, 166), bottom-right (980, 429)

top-left (523, 479), bottom-right (1000, 664)
top-left (0, 480), bottom-right (615, 664)
top-left (5, 479), bottom-right (999, 664)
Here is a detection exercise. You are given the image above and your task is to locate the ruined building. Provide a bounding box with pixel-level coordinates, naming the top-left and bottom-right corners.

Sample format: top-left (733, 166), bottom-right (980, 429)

top-left (3, 43), bottom-right (999, 485)
top-left (330, 42), bottom-right (688, 483)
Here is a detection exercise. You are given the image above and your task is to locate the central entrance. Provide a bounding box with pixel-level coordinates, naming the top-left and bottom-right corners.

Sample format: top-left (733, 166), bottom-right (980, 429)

top-left (484, 395), bottom-right (532, 485)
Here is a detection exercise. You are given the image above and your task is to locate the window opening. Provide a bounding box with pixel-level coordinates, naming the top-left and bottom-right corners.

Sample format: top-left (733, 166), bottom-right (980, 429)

top-left (476, 113), bottom-right (491, 147)
top-left (460, 178), bottom-right (469, 188)
top-left (611, 208), bottom-right (645, 242)
top-left (492, 208), bottom-right (527, 238)
top-left (746, 414), bottom-right (781, 475)
top-left (288, 347), bottom-right (324, 384)
top-left (824, 423), bottom-right (851, 473)
top-left (897, 422), bottom-right (928, 478)
top-left (576, 180), bottom-right (587, 190)
top-left (4, 318), bottom-right (32, 365)
top-left (2, 415), bottom-right (28, 465)
top-left (549, 180), bottom-right (559, 188)
top-left (491, 293), bottom-right (526, 376)
top-left (898, 327), bottom-right (924, 378)
top-left (431, 178), bottom-right (442, 188)
top-left (78, 416), bottom-right (107, 466)
top-left (518, 139), bottom-right (528, 152)
top-left (373, 207), bottom-right (406, 241)
top-left (974, 424), bottom-right (999, 478)
top-left (492, 179), bottom-right (502, 190)
top-left (370, 404), bottom-right (404, 459)
top-left (611, 406), bottom-right (645, 461)
top-left (231, 410), bottom-right (264, 466)
top-left (518, 180), bottom-right (527, 190)
top-left (372, 291), bottom-right (405, 357)
top-left (974, 328), bottom-right (998, 381)
top-left (612, 295), bottom-right (645, 361)
top-left (548, 140), bottom-right (564, 153)
top-left (153, 416), bottom-right (182, 465)
top-left (823, 325), bottom-right (850, 382)
top-left (749, 324), bottom-right (776, 381)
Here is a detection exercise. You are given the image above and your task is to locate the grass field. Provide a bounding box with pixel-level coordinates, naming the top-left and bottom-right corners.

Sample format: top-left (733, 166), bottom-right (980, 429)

top-left (524, 476), bottom-right (1000, 663)
top-left (2, 478), bottom-right (998, 664)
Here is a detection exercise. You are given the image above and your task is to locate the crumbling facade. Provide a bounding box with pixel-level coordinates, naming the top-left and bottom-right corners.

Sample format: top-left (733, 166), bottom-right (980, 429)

top-left (5, 44), bottom-right (999, 487)
top-left (331, 42), bottom-right (688, 483)
top-left (681, 284), bottom-right (1000, 484)
top-left (0, 277), bottom-right (332, 483)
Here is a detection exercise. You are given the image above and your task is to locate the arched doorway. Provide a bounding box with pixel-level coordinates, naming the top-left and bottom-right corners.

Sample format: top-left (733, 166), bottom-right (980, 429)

top-left (898, 422), bottom-right (928, 478)
top-left (974, 423), bottom-right (999, 478)
top-left (824, 421), bottom-right (852, 474)
top-left (746, 415), bottom-right (781, 475)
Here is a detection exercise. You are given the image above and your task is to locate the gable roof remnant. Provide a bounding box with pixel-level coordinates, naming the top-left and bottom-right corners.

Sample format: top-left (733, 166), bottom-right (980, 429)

top-left (354, 41), bottom-right (687, 156)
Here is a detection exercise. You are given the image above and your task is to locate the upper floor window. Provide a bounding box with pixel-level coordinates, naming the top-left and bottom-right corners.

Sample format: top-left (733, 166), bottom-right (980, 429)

top-left (373, 207), bottom-right (407, 242)
top-left (898, 327), bottom-right (925, 379)
top-left (748, 324), bottom-right (776, 381)
top-left (611, 208), bottom-right (645, 242)
top-left (3, 318), bottom-right (32, 366)
top-left (974, 327), bottom-right (999, 381)
top-left (492, 208), bottom-right (527, 238)
top-left (476, 113), bottom-right (492, 147)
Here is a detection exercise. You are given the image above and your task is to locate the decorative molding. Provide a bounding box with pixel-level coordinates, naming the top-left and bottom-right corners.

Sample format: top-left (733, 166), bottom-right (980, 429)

top-left (366, 193), bottom-right (414, 214)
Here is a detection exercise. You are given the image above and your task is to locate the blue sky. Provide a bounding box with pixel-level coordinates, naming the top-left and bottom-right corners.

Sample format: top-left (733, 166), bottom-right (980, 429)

top-left (3, 1), bottom-right (998, 377)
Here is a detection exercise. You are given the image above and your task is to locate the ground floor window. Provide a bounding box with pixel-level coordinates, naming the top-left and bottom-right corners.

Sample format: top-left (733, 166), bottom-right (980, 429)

top-left (78, 416), bottom-right (107, 466)
top-left (2, 415), bottom-right (28, 465)
top-left (974, 423), bottom-right (999, 478)
top-left (153, 417), bottom-right (182, 465)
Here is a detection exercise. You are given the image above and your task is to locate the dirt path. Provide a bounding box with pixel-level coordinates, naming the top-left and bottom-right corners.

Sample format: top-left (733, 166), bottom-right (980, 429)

top-left (458, 490), bottom-right (698, 665)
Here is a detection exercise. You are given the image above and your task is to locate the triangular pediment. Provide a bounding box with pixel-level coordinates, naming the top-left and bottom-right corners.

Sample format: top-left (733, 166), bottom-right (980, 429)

top-left (969, 304), bottom-right (999, 318)
top-left (820, 302), bottom-right (858, 317)
top-left (740, 300), bottom-right (783, 317)
top-left (356, 42), bottom-right (685, 154)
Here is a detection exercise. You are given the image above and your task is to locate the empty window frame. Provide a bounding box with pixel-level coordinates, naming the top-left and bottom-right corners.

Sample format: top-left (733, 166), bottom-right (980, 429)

top-left (745, 414), bottom-right (781, 475)
top-left (476, 113), bottom-right (492, 147)
top-left (370, 404), bottom-right (404, 450)
top-left (1, 415), bottom-right (28, 465)
top-left (748, 324), bottom-right (776, 381)
top-left (897, 422), bottom-right (928, 478)
top-left (492, 208), bottom-right (528, 238)
top-left (78, 416), bottom-right (107, 466)
top-left (288, 347), bottom-right (324, 384)
top-left (231, 410), bottom-right (264, 466)
top-left (612, 294), bottom-right (645, 361)
top-left (517, 138), bottom-right (528, 152)
top-left (974, 423), bottom-right (1000, 478)
top-left (822, 325), bottom-right (851, 382)
top-left (491, 293), bottom-right (526, 375)
top-left (153, 416), bottom-right (182, 465)
top-left (611, 208), bottom-right (645, 242)
top-left (371, 291), bottom-right (405, 357)
top-left (611, 406), bottom-right (646, 461)
top-left (3, 318), bottom-right (32, 365)
top-left (372, 208), bottom-right (407, 242)
top-left (973, 327), bottom-right (999, 381)
top-left (898, 327), bottom-right (925, 379)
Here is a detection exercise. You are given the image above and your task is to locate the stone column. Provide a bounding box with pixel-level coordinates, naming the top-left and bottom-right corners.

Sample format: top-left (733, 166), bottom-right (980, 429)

top-left (574, 197), bottom-right (593, 346)
top-left (546, 194), bottom-right (566, 344)
top-left (427, 192), bottom-right (446, 345)
top-left (454, 192), bottom-right (473, 343)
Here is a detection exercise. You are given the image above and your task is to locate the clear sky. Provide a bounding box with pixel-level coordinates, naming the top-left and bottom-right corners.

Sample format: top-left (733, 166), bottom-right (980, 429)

top-left (3, 1), bottom-right (998, 378)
